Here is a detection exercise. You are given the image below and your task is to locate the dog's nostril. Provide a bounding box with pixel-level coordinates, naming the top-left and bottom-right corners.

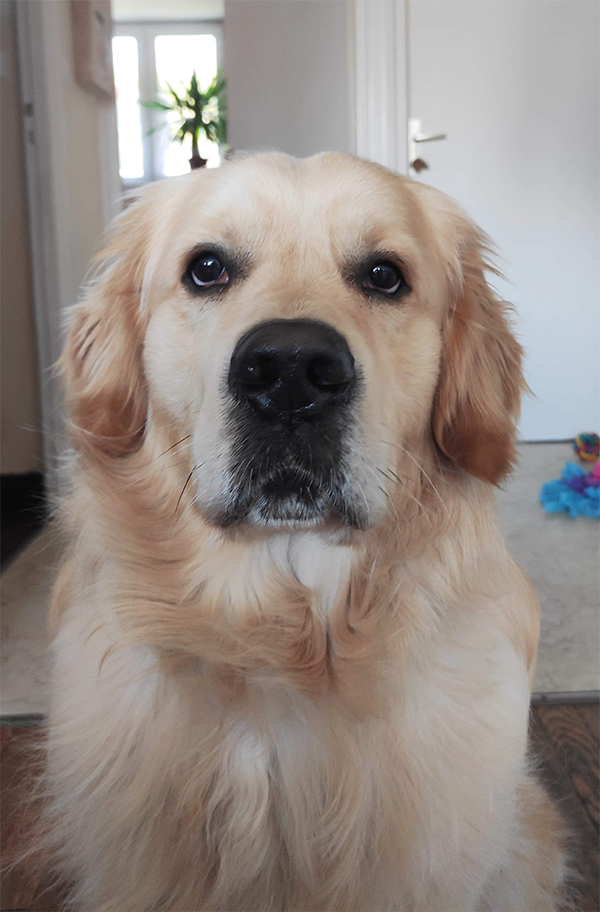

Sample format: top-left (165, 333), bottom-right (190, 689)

top-left (241, 353), bottom-right (279, 389)
top-left (306, 353), bottom-right (353, 389)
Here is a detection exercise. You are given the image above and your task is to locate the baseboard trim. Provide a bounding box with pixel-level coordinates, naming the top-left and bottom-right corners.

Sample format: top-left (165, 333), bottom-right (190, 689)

top-left (0, 713), bottom-right (46, 727)
top-left (531, 690), bottom-right (599, 705)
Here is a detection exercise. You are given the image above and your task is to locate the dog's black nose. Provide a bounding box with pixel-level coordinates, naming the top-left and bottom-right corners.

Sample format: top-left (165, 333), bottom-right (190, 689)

top-left (228, 319), bottom-right (356, 422)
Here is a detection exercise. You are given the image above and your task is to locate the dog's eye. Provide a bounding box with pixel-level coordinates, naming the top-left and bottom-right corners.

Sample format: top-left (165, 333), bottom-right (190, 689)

top-left (364, 261), bottom-right (404, 295)
top-left (186, 252), bottom-right (229, 289)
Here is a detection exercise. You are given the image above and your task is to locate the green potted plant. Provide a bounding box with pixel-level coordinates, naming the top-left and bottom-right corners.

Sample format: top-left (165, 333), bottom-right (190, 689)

top-left (142, 71), bottom-right (227, 170)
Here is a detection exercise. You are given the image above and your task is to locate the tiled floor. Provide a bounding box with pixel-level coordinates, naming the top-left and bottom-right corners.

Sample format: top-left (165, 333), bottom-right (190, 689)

top-left (1, 530), bottom-right (61, 718)
top-left (495, 443), bottom-right (600, 696)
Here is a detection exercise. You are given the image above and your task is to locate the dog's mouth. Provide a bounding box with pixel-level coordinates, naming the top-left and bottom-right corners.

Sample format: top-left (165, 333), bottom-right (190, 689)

top-left (215, 460), bottom-right (363, 529)
top-left (258, 466), bottom-right (325, 521)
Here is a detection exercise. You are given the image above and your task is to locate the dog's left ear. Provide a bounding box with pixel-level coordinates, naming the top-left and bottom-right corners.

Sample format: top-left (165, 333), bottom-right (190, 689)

top-left (432, 218), bottom-right (525, 485)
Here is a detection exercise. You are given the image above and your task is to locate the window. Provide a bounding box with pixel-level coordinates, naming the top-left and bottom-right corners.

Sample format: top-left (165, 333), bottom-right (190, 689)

top-left (112, 21), bottom-right (223, 185)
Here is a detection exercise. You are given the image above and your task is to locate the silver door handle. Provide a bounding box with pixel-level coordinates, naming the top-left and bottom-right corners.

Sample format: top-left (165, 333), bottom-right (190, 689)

top-left (408, 119), bottom-right (447, 174)
top-left (413, 132), bottom-right (447, 143)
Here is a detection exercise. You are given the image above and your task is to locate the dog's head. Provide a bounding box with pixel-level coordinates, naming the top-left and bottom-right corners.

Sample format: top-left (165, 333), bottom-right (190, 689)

top-left (63, 153), bottom-right (523, 533)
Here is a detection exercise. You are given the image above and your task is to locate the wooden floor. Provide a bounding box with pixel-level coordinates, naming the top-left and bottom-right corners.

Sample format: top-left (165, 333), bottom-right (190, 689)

top-left (1, 704), bottom-right (598, 911)
top-left (531, 703), bottom-right (599, 911)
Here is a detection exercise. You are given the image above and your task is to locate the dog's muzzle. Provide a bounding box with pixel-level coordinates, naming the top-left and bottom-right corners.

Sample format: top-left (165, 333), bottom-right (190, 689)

top-left (221, 319), bottom-right (361, 527)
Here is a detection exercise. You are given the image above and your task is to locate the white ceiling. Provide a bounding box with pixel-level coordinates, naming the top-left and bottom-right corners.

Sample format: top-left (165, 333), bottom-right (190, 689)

top-left (112, 0), bottom-right (224, 22)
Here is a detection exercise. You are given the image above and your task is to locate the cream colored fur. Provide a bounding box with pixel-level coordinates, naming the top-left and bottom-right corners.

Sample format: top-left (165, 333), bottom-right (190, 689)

top-left (44, 153), bottom-right (565, 911)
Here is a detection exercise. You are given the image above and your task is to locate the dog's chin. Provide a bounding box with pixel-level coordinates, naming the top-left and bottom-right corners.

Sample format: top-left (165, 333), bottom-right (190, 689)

top-left (209, 467), bottom-right (365, 531)
top-left (247, 493), bottom-right (328, 529)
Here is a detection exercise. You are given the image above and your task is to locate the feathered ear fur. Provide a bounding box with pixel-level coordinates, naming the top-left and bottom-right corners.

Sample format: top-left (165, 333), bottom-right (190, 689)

top-left (432, 221), bottom-right (525, 485)
top-left (61, 190), bottom-right (159, 459)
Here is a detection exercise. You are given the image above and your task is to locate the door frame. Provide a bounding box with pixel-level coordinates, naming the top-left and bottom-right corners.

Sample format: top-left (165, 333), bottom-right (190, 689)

top-left (352, 0), bottom-right (408, 174)
top-left (15, 0), bottom-right (67, 498)
top-left (15, 0), bottom-right (121, 499)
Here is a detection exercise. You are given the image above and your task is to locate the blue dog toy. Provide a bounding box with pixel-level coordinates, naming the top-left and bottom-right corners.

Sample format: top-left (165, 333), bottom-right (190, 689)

top-left (540, 461), bottom-right (600, 519)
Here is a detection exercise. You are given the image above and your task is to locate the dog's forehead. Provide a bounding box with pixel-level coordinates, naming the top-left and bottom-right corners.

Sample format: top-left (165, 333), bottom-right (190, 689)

top-left (171, 153), bottom-right (418, 257)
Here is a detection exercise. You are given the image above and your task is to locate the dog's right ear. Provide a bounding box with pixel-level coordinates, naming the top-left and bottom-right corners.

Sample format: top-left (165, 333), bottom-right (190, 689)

top-left (61, 188), bottom-right (160, 460)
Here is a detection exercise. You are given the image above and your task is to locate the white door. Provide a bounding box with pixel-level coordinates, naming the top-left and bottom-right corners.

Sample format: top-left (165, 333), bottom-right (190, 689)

top-left (407, 0), bottom-right (599, 441)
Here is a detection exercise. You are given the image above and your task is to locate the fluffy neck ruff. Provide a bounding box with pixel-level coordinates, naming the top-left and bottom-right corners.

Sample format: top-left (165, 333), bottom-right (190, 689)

top-left (58, 428), bottom-right (491, 710)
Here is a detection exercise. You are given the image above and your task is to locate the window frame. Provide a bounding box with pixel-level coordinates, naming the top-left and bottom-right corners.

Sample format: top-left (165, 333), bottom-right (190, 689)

top-left (113, 20), bottom-right (224, 186)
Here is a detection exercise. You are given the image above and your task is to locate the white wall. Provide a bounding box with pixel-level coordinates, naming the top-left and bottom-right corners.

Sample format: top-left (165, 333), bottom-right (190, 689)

top-left (224, 0), bottom-right (351, 157)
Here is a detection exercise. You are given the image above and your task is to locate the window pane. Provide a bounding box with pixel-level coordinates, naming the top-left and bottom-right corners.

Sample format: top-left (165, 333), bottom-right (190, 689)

top-left (112, 36), bottom-right (144, 180)
top-left (154, 34), bottom-right (220, 177)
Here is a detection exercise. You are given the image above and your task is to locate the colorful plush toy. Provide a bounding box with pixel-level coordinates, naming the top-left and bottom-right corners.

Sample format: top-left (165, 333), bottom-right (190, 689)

top-left (540, 460), bottom-right (600, 518)
top-left (573, 432), bottom-right (600, 462)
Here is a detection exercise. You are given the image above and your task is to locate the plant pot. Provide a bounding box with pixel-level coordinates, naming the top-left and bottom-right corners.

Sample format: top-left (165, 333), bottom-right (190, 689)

top-left (189, 155), bottom-right (208, 170)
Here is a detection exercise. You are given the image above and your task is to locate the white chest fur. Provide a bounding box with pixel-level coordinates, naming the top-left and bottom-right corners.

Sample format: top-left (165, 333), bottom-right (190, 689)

top-left (49, 549), bottom-right (530, 911)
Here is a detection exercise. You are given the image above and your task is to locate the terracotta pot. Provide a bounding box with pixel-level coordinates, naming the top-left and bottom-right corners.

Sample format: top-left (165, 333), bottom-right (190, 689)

top-left (189, 155), bottom-right (208, 170)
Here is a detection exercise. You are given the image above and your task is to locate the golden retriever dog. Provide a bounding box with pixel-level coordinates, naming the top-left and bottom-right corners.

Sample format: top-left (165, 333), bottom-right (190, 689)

top-left (45, 152), bottom-right (565, 911)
